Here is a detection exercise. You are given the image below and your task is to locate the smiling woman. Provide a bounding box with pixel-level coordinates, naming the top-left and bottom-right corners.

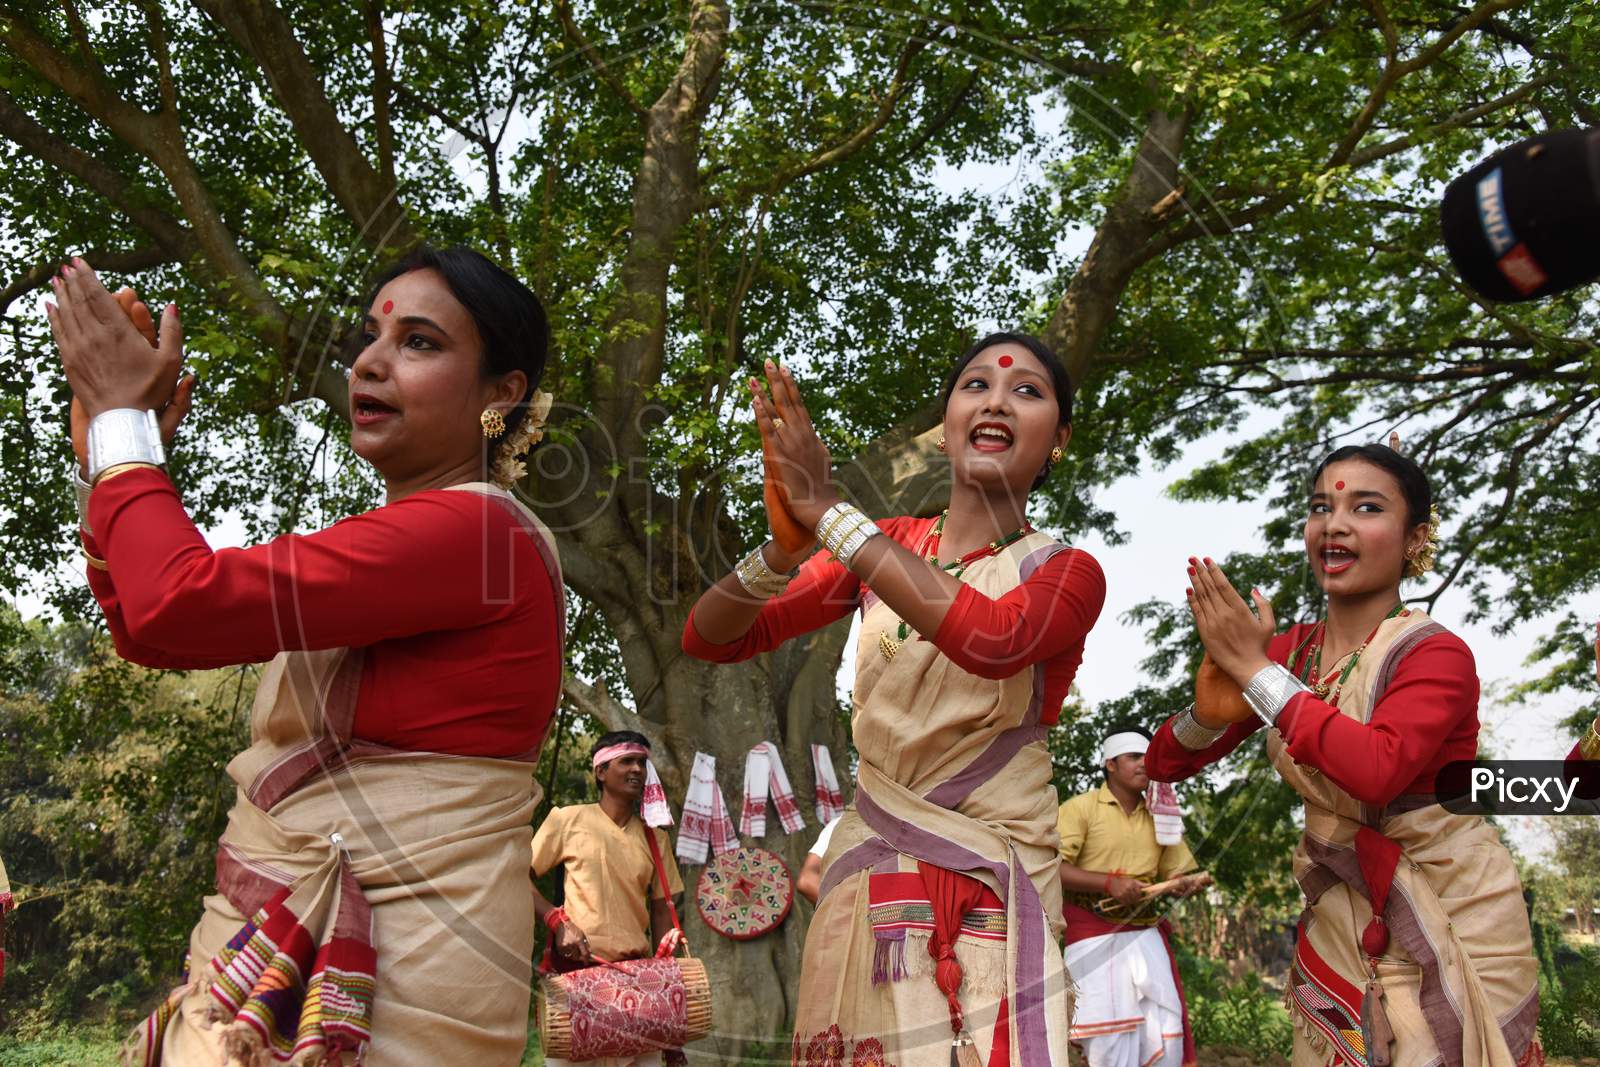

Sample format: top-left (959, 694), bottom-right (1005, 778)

top-left (1145, 442), bottom-right (1544, 1067)
top-left (46, 249), bottom-right (563, 1066)
top-left (681, 333), bottom-right (1105, 1067)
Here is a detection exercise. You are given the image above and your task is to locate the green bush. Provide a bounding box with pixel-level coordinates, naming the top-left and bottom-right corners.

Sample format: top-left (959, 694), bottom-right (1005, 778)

top-left (1174, 940), bottom-right (1294, 1055)
top-left (1530, 911), bottom-right (1600, 1057)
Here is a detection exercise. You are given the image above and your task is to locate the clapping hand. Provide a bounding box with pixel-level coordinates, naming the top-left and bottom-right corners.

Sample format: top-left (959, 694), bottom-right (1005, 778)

top-left (66, 286), bottom-right (195, 476)
top-left (1194, 651), bottom-right (1253, 728)
top-left (1187, 556), bottom-right (1275, 688)
top-left (760, 407), bottom-right (815, 557)
top-left (748, 359), bottom-right (838, 532)
top-left (48, 258), bottom-right (191, 436)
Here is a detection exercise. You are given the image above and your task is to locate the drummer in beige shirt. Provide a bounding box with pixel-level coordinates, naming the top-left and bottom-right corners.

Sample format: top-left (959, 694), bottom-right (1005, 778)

top-left (531, 731), bottom-right (686, 1067)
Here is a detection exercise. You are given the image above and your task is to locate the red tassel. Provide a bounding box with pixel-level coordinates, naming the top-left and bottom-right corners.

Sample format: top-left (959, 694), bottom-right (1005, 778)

top-left (1361, 917), bottom-right (1389, 958)
top-left (933, 944), bottom-right (966, 1034)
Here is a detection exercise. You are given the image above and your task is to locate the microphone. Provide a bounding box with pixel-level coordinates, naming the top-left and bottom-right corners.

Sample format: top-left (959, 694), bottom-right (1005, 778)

top-left (1440, 127), bottom-right (1600, 302)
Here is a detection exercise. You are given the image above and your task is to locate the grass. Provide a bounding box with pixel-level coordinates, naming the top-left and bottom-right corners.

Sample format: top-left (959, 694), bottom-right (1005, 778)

top-left (0, 1026), bottom-right (123, 1067)
top-left (0, 1021), bottom-right (545, 1066)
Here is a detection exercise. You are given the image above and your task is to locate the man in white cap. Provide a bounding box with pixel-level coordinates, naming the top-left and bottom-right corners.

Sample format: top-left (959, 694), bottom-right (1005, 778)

top-left (1057, 725), bottom-right (1207, 1067)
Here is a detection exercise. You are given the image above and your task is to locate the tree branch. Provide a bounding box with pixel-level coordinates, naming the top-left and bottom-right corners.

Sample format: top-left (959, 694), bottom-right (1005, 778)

top-left (0, 88), bottom-right (197, 258)
top-left (561, 673), bottom-right (657, 743)
top-left (140, 0), bottom-right (179, 118)
top-left (1415, 392), bottom-right (1587, 611)
top-left (0, 244), bottom-right (172, 316)
top-left (1041, 106), bottom-right (1191, 384)
top-left (190, 0), bottom-right (413, 250)
top-left (1326, 0), bottom-right (1522, 168)
top-left (731, 32), bottom-right (928, 200)
top-left (598, 0), bottom-right (729, 451)
top-left (365, 0), bottom-right (396, 191)
top-left (893, 69), bottom-right (979, 163)
top-left (1345, 73), bottom-right (1552, 168)
top-left (0, 13), bottom-right (285, 333)
top-left (555, 0), bottom-right (648, 119)
top-left (1141, 71), bottom-right (1551, 263)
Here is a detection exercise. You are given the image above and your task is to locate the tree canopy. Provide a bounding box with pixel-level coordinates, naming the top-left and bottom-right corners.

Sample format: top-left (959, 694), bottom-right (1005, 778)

top-left (2, 0), bottom-right (1598, 1046)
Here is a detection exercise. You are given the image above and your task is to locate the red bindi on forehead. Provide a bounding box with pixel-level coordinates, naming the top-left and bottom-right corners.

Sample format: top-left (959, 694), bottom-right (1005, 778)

top-left (381, 299), bottom-right (394, 315)
top-left (998, 354), bottom-right (1014, 368)
top-left (1335, 480), bottom-right (1345, 490)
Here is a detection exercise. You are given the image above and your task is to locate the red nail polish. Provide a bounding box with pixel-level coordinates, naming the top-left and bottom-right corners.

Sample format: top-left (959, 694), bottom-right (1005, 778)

top-left (1203, 557), bottom-right (1213, 566)
top-left (1187, 566), bottom-right (1195, 576)
top-left (1185, 588), bottom-right (1194, 596)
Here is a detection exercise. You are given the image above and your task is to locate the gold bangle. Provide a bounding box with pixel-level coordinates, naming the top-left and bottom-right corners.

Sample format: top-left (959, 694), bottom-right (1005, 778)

top-left (1580, 718), bottom-right (1600, 761)
top-left (92, 461), bottom-right (160, 488)
top-left (82, 547), bottom-right (108, 572)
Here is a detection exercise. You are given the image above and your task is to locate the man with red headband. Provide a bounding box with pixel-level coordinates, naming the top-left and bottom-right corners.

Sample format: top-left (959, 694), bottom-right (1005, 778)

top-left (532, 731), bottom-right (683, 965)
top-left (531, 730), bottom-right (685, 1066)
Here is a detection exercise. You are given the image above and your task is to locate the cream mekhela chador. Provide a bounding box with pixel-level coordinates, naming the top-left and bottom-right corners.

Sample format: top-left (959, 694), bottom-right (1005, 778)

top-left (684, 334), bottom-right (1106, 1066)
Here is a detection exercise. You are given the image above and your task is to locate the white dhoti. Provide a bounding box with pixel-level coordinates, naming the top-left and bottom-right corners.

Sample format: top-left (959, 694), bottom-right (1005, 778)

top-left (1065, 928), bottom-right (1186, 1067)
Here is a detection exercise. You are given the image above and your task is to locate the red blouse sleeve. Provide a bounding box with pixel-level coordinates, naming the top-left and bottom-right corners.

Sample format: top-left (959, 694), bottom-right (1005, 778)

top-left (1275, 631), bottom-right (1479, 807)
top-left (681, 518), bottom-right (925, 663)
top-left (87, 467), bottom-right (534, 663)
top-left (929, 548), bottom-right (1105, 679)
top-left (83, 534), bottom-right (247, 669)
top-left (1144, 716), bottom-right (1263, 782)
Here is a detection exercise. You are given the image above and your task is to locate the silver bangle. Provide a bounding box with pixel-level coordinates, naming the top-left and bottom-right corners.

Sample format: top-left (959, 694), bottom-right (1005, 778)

top-left (734, 544), bottom-right (791, 599)
top-left (1171, 703), bottom-right (1226, 751)
top-left (72, 463), bottom-right (94, 534)
top-left (86, 408), bottom-right (165, 482)
top-left (833, 519), bottom-right (880, 566)
top-left (816, 502), bottom-right (883, 566)
top-left (1241, 663), bottom-right (1310, 727)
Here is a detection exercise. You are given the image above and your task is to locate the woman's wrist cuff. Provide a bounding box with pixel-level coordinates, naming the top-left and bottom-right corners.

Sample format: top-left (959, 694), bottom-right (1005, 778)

top-left (72, 463), bottom-right (94, 534)
top-left (1172, 703), bottom-right (1227, 751)
top-left (735, 544), bottom-right (792, 598)
top-left (815, 502), bottom-right (882, 566)
top-left (87, 408), bottom-right (165, 482)
top-left (1242, 663), bottom-right (1309, 727)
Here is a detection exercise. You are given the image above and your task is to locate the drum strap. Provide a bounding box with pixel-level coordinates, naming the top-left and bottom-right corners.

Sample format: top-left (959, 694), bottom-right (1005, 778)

top-left (645, 823), bottom-right (684, 939)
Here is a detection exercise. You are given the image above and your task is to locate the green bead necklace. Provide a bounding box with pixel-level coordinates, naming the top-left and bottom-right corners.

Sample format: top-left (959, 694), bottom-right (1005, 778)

top-left (1288, 603), bottom-right (1409, 706)
top-left (877, 511), bottom-right (1034, 662)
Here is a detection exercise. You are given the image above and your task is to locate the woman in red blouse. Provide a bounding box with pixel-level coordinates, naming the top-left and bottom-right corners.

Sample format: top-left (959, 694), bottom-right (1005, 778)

top-left (48, 249), bottom-right (562, 1066)
top-left (683, 335), bottom-right (1105, 1066)
top-left (1145, 443), bottom-right (1541, 1067)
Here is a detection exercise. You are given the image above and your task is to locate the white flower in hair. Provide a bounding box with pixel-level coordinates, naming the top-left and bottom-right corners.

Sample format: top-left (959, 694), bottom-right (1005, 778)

top-left (489, 389), bottom-right (555, 489)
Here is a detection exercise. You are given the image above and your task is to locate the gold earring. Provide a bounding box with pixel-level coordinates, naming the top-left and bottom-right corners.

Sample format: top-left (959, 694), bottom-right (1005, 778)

top-left (480, 408), bottom-right (505, 438)
top-left (937, 437), bottom-right (946, 453)
top-left (1050, 447), bottom-right (1064, 464)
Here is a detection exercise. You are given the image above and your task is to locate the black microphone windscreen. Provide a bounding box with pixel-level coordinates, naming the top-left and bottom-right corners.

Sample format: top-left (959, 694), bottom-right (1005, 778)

top-left (1440, 127), bottom-right (1600, 302)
